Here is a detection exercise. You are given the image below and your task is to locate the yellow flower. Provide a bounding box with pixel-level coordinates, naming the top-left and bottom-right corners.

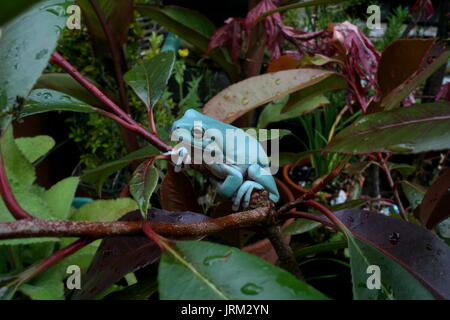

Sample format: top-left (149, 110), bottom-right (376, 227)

top-left (178, 48), bottom-right (189, 58)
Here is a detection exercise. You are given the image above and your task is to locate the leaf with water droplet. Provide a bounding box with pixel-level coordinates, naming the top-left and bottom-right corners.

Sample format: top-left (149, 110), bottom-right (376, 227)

top-left (240, 283), bottom-right (263, 295)
top-left (19, 89), bottom-right (97, 118)
top-left (159, 241), bottom-right (328, 300)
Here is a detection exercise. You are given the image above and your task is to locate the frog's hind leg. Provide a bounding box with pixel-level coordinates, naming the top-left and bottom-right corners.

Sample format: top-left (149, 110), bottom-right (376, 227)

top-left (232, 180), bottom-right (264, 211)
top-left (247, 164), bottom-right (280, 203)
top-left (208, 163), bottom-right (243, 200)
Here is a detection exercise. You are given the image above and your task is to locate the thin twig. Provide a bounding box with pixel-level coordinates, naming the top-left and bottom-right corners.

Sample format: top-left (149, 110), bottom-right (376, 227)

top-left (87, 0), bottom-right (140, 154)
top-left (378, 154), bottom-right (408, 221)
top-left (276, 156), bottom-right (349, 215)
top-left (50, 52), bottom-right (171, 152)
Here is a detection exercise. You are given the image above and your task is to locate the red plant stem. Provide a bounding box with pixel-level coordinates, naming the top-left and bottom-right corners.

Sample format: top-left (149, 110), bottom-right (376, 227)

top-left (148, 108), bottom-right (158, 136)
top-left (277, 157), bottom-right (349, 215)
top-left (378, 154), bottom-right (408, 221)
top-left (50, 52), bottom-right (171, 152)
top-left (51, 52), bottom-right (128, 120)
top-left (287, 211), bottom-right (335, 229)
top-left (96, 108), bottom-right (138, 132)
top-left (86, 0), bottom-right (140, 154)
top-left (0, 151), bottom-right (33, 220)
top-left (20, 239), bottom-right (91, 284)
top-left (303, 200), bottom-right (347, 232)
top-left (142, 221), bottom-right (164, 249)
top-left (87, 0), bottom-right (129, 115)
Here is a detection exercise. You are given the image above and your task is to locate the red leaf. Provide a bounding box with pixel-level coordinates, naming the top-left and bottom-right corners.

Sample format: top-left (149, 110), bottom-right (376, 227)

top-left (207, 18), bottom-right (244, 62)
top-left (160, 164), bottom-right (202, 212)
top-left (418, 167), bottom-right (450, 229)
top-left (411, 0), bottom-right (434, 19)
top-left (72, 208), bottom-right (209, 299)
top-left (267, 55), bottom-right (300, 72)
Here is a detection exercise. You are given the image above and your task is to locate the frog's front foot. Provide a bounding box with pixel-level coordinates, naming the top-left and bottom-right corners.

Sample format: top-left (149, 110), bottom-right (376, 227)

top-left (169, 146), bottom-right (191, 172)
top-left (232, 181), bottom-right (264, 211)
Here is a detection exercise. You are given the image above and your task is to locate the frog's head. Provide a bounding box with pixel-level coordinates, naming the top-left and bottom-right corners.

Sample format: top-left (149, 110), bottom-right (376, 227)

top-left (170, 109), bottom-right (227, 150)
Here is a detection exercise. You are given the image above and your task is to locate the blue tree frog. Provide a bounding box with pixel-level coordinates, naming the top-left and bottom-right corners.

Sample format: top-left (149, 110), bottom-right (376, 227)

top-left (169, 109), bottom-right (279, 211)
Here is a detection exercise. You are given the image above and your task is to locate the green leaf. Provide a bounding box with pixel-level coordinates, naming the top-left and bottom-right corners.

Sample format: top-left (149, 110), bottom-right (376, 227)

top-left (129, 163), bottom-right (159, 215)
top-left (294, 241), bottom-right (348, 259)
top-left (43, 177), bottom-right (79, 220)
top-left (35, 73), bottom-right (118, 106)
top-left (281, 73), bottom-right (347, 113)
top-left (334, 209), bottom-right (450, 299)
top-left (204, 69), bottom-right (336, 124)
top-left (282, 219), bottom-right (321, 235)
top-left (15, 135), bottom-right (55, 163)
top-left (20, 89), bottom-right (97, 118)
top-left (0, 0), bottom-right (72, 132)
top-left (19, 271), bottom-right (64, 300)
top-left (0, 0), bottom-right (44, 26)
top-left (124, 51), bottom-right (175, 109)
top-left (388, 162), bottom-right (416, 178)
top-left (81, 145), bottom-right (158, 194)
top-left (78, 0), bottom-right (133, 45)
top-left (325, 103), bottom-right (450, 154)
top-left (103, 278), bottom-right (158, 300)
top-left (401, 181), bottom-right (425, 210)
top-left (0, 178), bottom-right (58, 245)
top-left (0, 127), bottom-right (35, 187)
top-left (257, 95), bottom-right (330, 128)
top-left (348, 237), bottom-right (434, 300)
top-left (136, 4), bottom-right (238, 81)
top-left (159, 241), bottom-right (328, 300)
top-left (71, 198), bottom-right (138, 222)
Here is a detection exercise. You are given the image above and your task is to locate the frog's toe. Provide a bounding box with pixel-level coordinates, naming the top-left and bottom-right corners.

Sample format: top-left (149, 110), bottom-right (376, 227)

top-left (232, 181), bottom-right (263, 211)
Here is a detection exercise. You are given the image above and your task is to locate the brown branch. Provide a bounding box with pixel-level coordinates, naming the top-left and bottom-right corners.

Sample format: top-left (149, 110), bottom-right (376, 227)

top-left (267, 225), bottom-right (304, 280)
top-left (0, 207), bottom-right (273, 240)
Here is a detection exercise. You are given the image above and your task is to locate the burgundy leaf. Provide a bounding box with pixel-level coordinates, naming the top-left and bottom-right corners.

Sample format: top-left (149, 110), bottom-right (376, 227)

top-left (160, 164), bottom-right (202, 213)
top-left (418, 167), bottom-right (450, 229)
top-left (377, 39), bottom-right (435, 98)
top-left (71, 208), bottom-right (209, 300)
top-left (207, 18), bottom-right (244, 62)
top-left (436, 82), bottom-right (450, 102)
top-left (330, 22), bottom-right (380, 111)
top-left (411, 0), bottom-right (434, 19)
top-left (334, 209), bottom-right (450, 299)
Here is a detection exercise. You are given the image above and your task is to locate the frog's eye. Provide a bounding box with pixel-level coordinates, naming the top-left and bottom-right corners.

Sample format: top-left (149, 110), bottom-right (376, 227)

top-left (191, 126), bottom-right (205, 139)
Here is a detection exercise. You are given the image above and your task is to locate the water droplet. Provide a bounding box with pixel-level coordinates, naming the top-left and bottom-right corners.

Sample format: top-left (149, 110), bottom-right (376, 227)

top-left (240, 283), bottom-right (263, 295)
top-left (275, 78), bottom-right (281, 85)
top-left (386, 144), bottom-right (413, 153)
top-left (35, 49), bottom-right (48, 60)
top-left (45, 6), bottom-right (66, 17)
top-left (389, 232), bottom-right (400, 245)
top-left (203, 251), bottom-right (232, 266)
top-left (42, 92), bottom-right (53, 99)
top-left (60, 95), bottom-right (72, 102)
top-left (241, 97), bottom-right (249, 105)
